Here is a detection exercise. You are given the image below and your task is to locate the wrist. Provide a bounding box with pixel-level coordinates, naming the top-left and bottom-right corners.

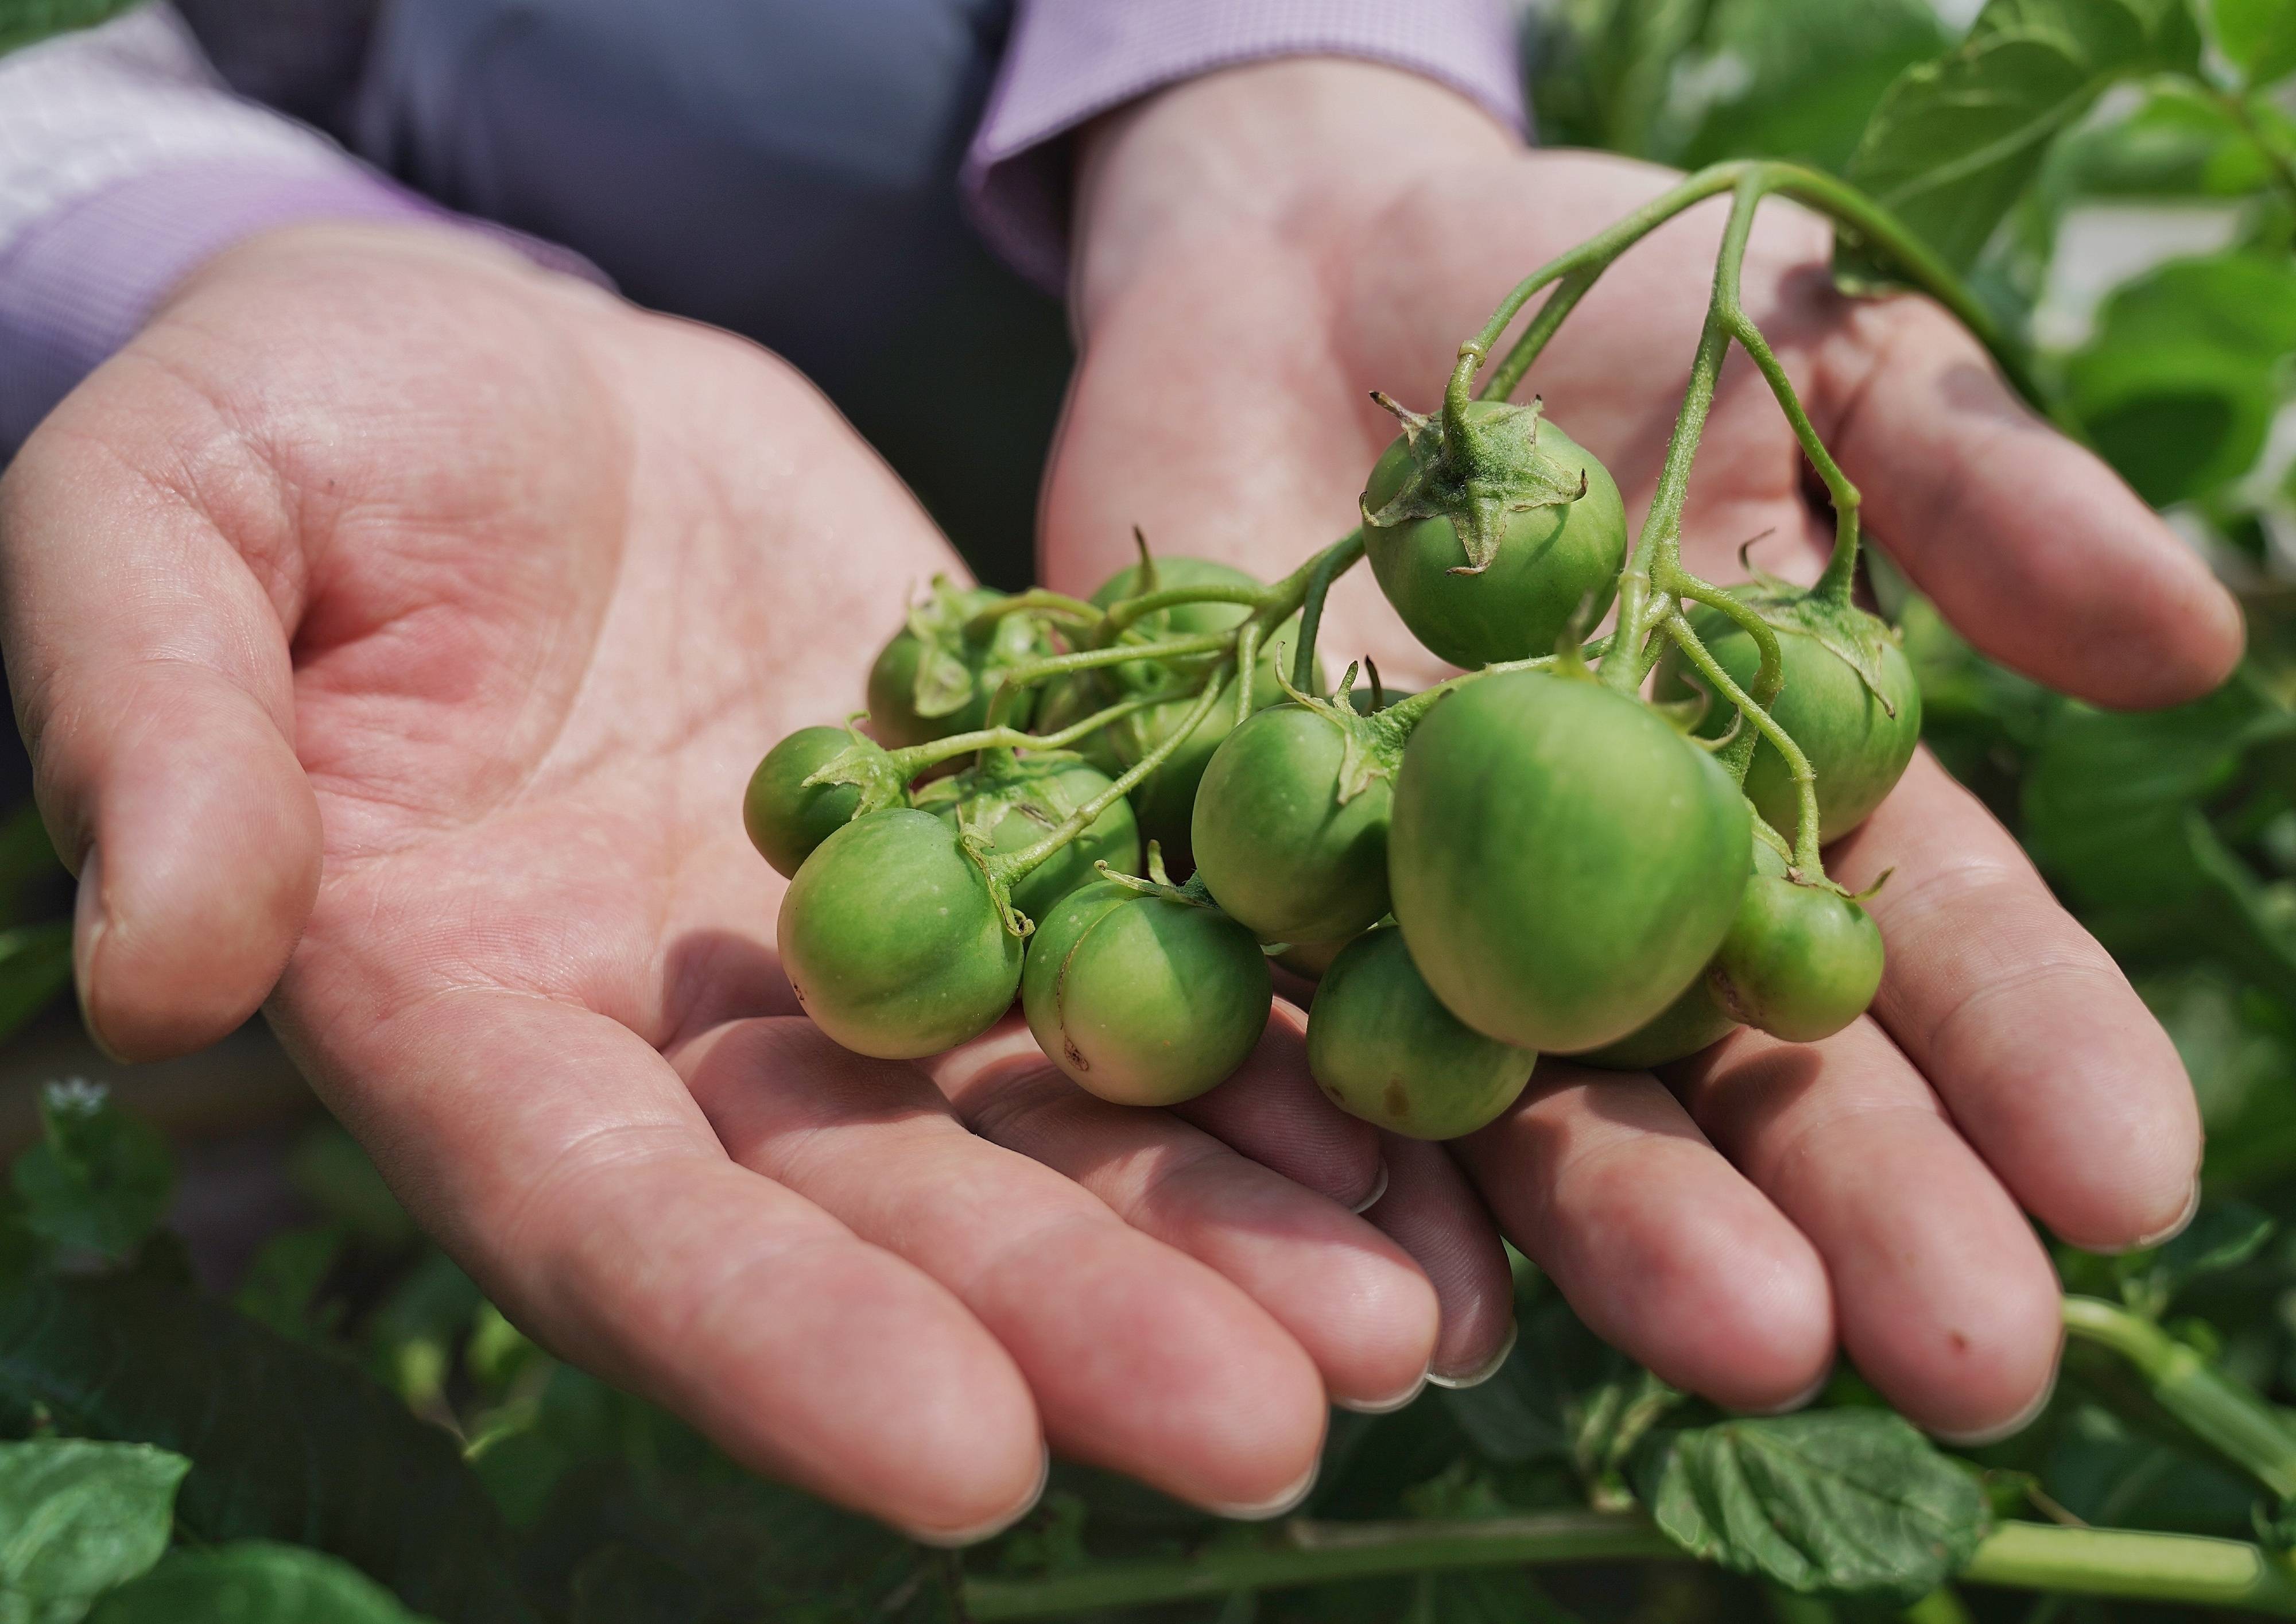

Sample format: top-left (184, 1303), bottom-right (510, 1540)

top-left (1072, 57), bottom-right (1519, 331)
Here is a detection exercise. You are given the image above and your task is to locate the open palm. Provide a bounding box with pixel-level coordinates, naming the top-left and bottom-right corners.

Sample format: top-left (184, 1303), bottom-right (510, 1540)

top-left (0, 223), bottom-right (1447, 1537)
top-left (1045, 62), bottom-right (2247, 1440)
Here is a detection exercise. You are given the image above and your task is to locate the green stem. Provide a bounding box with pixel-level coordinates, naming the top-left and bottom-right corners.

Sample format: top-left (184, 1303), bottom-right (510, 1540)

top-left (960, 1517), bottom-right (2296, 1619)
top-left (1100, 583), bottom-right (1266, 636)
top-left (1290, 531), bottom-right (1358, 692)
top-left (882, 692), bottom-right (1166, 778)
top-left (2063, 1295), bottom-right (2296, 1499)
top-left (1962, 1522), bottom-right (2296, 1615)
top-left (1719, 308), bottom-right (1861, 603)
top-left (988, 666), bottom-right (1234, 889)
top-left (1662, 613), bottom-right (1822, 873)
top-left (963, 589), bottom-right (1104, 635)
top-left (1600, 175), bottom-right (1766, 697)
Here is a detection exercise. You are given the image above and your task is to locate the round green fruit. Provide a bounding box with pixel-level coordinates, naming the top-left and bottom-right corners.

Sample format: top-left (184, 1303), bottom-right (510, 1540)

top-left (777, 809), bottom-right (1022, 1059)
top-left (1190, 705), bottom-right (1391, 943)
top-left (914, 756), bottom-right (1139, 923)
top-left (1389, 671), bottom-right (1750, 1053)
top-left (1306, 927), bottom-right (1536, 1140)
top-left (743, 726), bottom-right (866, 879)
top-left (1665, 596), bottom-right (1921, 844)
top-left (1363, 402), bottom-right (1627, 669)
top-left (1708, 875), bottom-right (1884, 1044)
top-left (1021, 879), bottom-right (1272, 1106)
top-left (1573, 840), bottom-right (1787, 1070)
top-left (866, 587), bottom-right (1042, 749)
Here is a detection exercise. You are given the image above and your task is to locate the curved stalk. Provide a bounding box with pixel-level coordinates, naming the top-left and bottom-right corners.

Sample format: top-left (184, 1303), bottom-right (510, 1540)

top-left (882, 692), bottom-right (1167, 778)
top-left (1100, 582), bottom-right (1266, 636)
top-left (1663, 614), bottom-right (1822, 871)
top-left (1719, 308), bottom-right (1863, 603)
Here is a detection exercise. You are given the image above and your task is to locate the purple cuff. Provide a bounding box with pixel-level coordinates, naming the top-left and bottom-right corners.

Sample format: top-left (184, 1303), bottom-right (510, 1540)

top-left (963, 0), bottom-right (1528, 292)
top-left (0, 161), bottom-right (606, 454)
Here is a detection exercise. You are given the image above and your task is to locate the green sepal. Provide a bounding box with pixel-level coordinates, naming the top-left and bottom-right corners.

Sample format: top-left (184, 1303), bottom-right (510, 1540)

top-left (1358, 392), bottom-right (1588, 573)
top-left (1271, 660), bottom-right (1413, 808)
top-left (959, 827), bottom-right (1033, 941)
top-left (902, 575), bottom-right (1050, 720)
top-left (797, 725), bottom-right (909, 817)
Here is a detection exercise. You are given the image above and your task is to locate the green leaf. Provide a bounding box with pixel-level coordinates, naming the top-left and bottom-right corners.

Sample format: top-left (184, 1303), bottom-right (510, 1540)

top-left (2214, 0), bottom-right (2296, 83)
top-left (2143, 970), bottom-right (2296, 1191)
top-left (2064, 252), bottom-right (2296, 504)
top-left (86, 1543), bottom-right (441, 1624)
top-left (10, 1083), bottom-right (172, 1263)
top-left (0, 1440), bottom-right (184, 1622)
top-left (0, 0), bottom-right (147, 56)
top-left (522, 1462), bottom-right (958, 1624)
top-left (232, 1224), bottom-right (348, 1344)
top-left (2158, 1200), bottom-right (2275, 1284)
top-left (0, 925), bottom-right (76, 1054)
top-left (1845, 0), bottom-right (2206, 272)
top-left (1529, 0), bottom-right (1716, 157)
top-left (1678, 0), bottom-right (1951, 175)
top-left (2022, 675), bottom-right (2296, 999)
top-left (0, 1273), bottom-right (532, 1623)
top-left (1631, 1411), bottom-right (1990, 1599)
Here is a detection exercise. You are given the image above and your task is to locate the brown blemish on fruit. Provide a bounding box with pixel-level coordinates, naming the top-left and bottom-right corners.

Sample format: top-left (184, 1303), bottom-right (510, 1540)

top-left (1384, 1078), bottom-right (1409, 1119)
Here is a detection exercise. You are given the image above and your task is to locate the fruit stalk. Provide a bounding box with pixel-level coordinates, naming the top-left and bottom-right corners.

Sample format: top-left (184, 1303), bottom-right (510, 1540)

top-left (2063, 1294), bottom-right (2296, 1500)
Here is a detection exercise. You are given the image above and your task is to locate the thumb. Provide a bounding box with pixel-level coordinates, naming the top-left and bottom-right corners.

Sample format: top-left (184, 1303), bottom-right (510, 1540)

top-left (0, 365), bottom-right (320, 1060)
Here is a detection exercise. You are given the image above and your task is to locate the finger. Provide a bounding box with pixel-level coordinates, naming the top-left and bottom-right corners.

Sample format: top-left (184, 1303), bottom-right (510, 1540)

top-left (1812, 294), bottom-right (2241, 708)
top-left (1831, 750), bottom-right (2200, 1250)
top-left (1362, 1135), bottom-right (1515, 1387)
top-left (0, 372), bottom-right (322, 1058)
top-left (1170, 1003), bottom-right (1386, 1210)
top-left (1670, 1021), bottom-right (2064, 1441)
top-left (933, 1017), bottom-right (1438, 1420)
top-left (1455, 1064), bottom-right (1835, 1412)
top-left (696, 1016), bottom-right (1332, 1513)
top-left (276, 990), bottom-right (1044, 1542)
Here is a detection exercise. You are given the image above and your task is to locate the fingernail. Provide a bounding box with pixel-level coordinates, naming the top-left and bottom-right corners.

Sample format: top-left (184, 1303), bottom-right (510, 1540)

top-left (1426, 1320), bottom-right (1518, 1390)
top-left (2129, 1179), bottom-right (2204, 1251)
top-left (1348, 1161), bottom-right (1389, 1215)
top-left (72, 847), bottom-right (122, 1063)
top-left (1207, 1455), bottom-right (1320, 1521)
top-left (1930, 1362), bottom-right (2060, 1448)
top-left (1334, 1367), bottom-right (1428, 1414)
top-left (904, 1442), bottom-right (1051, 1548)
top-left (1737, 1365), bottom-right (1833, 1417)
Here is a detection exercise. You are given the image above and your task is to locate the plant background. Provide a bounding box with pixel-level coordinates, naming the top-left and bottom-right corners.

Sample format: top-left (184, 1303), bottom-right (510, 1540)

top-left (3, 0), bottom-right (2296, 1619)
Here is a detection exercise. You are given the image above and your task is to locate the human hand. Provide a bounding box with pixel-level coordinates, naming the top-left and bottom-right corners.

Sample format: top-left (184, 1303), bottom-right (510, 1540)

top-left (1044, 58), bottom-right (2247, 1440)
top-left (0, 222), bottom-right (1450, 1535)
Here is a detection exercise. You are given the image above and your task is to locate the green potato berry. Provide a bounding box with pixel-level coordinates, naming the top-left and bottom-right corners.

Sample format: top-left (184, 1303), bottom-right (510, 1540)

top-left (1708, 875), bottom-right (1885, 1044)
top-left (744, 726), bottom-right (869, 879)
top-left (1306, 927), bottom-right (1535, 1140)
top-left (1021, 879), bottom-right (1272, 1106)
top-left (867, 585), bottom-right (1044, 749)
top-left (778, 809), bottom-right (1022, 1059)
top-left (1389, 671), bottom-right (1749, 1053)
top-left (1363, 400), bottom-right (1627, 669)
top-left (1190, 704), bottom-right (1392, 944)
top-left (1662, 591), bottom-right (1921, 844)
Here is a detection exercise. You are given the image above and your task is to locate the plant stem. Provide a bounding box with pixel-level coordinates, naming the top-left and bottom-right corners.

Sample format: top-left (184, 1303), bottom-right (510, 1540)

top-left (2063, 1295), bottom-right (2296, 1499)
top-left (1100, 583), bottom-right (1266, 636)
top-left (987, 666), bottom-right (1234, 890)
top-left (2213, 85), bottom-right (2296, 224)
top-left (960, 1517), bottom-right (2296, 1619)
top-left (1662, 613), bottom-right (1822, 871)
top-left (882, 693), bottom-right (1167, 778)
top-left (1600, 175), bottom-right (1765, 698)
top-left (1290, 530), bottom-right (1359, 692)
top-left (1718, 308), bottom-right (1861, 603)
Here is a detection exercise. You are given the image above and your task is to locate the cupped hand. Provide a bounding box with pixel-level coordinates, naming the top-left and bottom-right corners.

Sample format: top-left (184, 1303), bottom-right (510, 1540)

top-left (0, 222), bottom-right (1450, 1536)
top-left (1045, 59), bottom-right (2246, 1440)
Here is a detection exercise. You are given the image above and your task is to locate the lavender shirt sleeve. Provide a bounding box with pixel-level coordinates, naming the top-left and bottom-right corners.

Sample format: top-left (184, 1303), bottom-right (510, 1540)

top-left (0, 5), bottom-right (594, 455)
top-left (963, 0), bottom-right (1529, 292)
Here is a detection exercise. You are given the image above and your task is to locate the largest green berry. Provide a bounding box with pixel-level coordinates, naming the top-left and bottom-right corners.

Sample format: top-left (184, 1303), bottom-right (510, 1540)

top-left (1306, 927), bottom-right (1534, 1140)
top-left (1022, 879), bottom-right (1271, 1106)
top-left (1389, 672), bottom-right (1750, 1053)
top-left (1362, 398), bottom-right (1626, 669)
top-left (778, 809), bottom-right (1022, 1059)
